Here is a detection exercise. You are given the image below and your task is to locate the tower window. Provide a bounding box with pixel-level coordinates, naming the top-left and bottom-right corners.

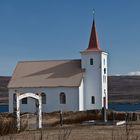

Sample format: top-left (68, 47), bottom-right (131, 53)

top-left (22, 98), bottom-right (27, 104)
top-left (42, 92), bottom-right (46, 104)
top-left (60, 92), bottom-right (66, 104)
top-left (90, 58), bottom-right (94, 65)
top-left (91, 96), bottom-right (95, 104)
top-left (104, 59), bottom-right (106, 65)
top-left (103, 75), bottom-right (106, 83)
top-left (104, 68), bottom-right (106, 74)
top-left (104, 89), bottom-right (106, 95)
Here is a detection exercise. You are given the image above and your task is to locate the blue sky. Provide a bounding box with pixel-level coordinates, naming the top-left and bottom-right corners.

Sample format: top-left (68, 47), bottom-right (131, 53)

top-left (0, 0), bottom-right (140, 76)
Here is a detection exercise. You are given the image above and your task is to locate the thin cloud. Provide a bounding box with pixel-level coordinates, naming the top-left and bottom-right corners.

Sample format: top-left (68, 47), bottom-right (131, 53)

top-left (128, 71), bottom-right (140, 76)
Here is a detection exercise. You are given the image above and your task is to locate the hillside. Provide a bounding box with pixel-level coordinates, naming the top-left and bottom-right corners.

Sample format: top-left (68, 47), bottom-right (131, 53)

top-left (108, 76), bottom-right (140, 103)
top-left (0, 76), bottom-right (140, 104)
top-left (0, 76), bottom-right (11, 105)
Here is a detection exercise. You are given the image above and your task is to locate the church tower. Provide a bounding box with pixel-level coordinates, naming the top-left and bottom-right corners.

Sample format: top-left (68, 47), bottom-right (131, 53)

top-left (81, 19), bottom-right (108, 110)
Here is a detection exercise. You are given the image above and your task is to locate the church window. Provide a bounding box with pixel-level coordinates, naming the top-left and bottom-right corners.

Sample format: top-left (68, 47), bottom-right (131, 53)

top-left (104, 59), bottom-right (106, 65)
top-left (104, 68), bottom-right (106, 74)
top-left (42, 92), bottom-right (46, 104)
top-left (60, 92), bottom-right (66, 104)
top-left (91, 96), bottom-right (95, 104)
top-left (13, 93), bottom-right (16, 103)
top-left (13, 93), bottom-right (16, 112)
top-left (104, 89), bottom-right (106, 95)
top-left (90, 58), bottom-right (94, 65)
top-left (103, 75), bottom-right (106, 83)
top-left (22, 98), bottom-right (27, 104)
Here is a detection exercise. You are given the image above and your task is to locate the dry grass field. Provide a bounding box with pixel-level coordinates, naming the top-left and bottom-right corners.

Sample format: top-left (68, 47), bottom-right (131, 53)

top-left (0, 124), bottom-right (140, 140)
top-left (0, 111), bottom-right (140, 140)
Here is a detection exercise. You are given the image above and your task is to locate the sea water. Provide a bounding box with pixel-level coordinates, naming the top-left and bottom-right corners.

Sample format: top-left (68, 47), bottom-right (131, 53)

top-left (0, 104), bottom-right (140, 112)
top-left (0, 105), bottom-right (8, 112)
top-left (109, 103), bottom-right (140, 111)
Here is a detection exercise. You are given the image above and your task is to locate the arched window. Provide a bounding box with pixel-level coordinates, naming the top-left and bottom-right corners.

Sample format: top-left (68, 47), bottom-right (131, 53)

top-left (104, 68), bottom-right (106, 74)
top-left (91, 96), bottom-right (95, 104)
top-left (60, 92), bottom-right (66, 104)
top-left (41, 93), bottom-right (46, 104)
top-left (90, 58), bottom-right (94, 65)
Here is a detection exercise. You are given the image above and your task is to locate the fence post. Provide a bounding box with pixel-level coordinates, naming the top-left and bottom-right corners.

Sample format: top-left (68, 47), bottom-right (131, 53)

top-left (16, 93), bottom-right (20, 131)
top-left (103, 97), bottom-right (107, 122)
top-left (60, 109), bottom-right (63, 126)
top-left (38, 93), bottom-right (42, 129)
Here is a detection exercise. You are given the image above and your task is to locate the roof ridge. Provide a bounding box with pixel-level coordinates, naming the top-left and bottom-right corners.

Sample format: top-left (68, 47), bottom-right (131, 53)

top-left (18, 59), bottom-right (81, 63)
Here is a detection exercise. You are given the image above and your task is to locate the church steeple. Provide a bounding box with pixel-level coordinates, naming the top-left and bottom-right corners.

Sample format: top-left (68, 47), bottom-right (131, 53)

top-left (86, 19), bottom-right (101, 51)
top-left (81, 15), bottom-right (108, 111)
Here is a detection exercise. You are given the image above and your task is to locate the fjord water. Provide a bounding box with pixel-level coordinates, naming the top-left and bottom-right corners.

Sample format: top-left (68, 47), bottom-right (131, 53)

top-left (0, 104), bottom-right (140, 112)
top-left (109, 103), bottom-right (140, 111)
top-left (0, 105), bottom-right (8, 112)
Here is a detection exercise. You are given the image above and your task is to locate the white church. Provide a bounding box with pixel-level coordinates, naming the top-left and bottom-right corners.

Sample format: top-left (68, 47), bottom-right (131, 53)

top-left (8, 19), bottom-right (108, 113)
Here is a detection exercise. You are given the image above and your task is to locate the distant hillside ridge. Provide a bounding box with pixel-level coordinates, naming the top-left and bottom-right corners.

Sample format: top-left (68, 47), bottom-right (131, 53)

top-left (108, 76), bottom-right (140, 103)
top-left (0, 76), bottom-right (11, 105)
top-left (0, 76), bottom-right (140, 105)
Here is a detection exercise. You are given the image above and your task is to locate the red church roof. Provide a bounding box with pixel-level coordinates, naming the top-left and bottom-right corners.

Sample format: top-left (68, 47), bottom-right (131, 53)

top-left (86, 20), bottom-right (101, 51)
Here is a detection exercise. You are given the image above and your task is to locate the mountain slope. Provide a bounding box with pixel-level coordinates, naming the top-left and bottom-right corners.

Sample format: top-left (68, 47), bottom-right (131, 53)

top-left (0, 76), bottom-right (140, 104)
top-left (0, 76), bottom-right (11, 105)
top-left (108, 76), bottom-right (140, 103)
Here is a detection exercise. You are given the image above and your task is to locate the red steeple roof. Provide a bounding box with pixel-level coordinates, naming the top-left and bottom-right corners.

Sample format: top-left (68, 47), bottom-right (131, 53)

top-left (86, 20), bottom-right (101, 51)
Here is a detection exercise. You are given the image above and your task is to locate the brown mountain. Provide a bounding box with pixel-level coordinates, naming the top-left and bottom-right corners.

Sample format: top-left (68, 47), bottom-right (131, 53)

top-left (0, 76), bottom-right (11, 105)
top-left (108, 76), bottom-right (140, 103)
top-left (0, 76), bottom-right (140, 105)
